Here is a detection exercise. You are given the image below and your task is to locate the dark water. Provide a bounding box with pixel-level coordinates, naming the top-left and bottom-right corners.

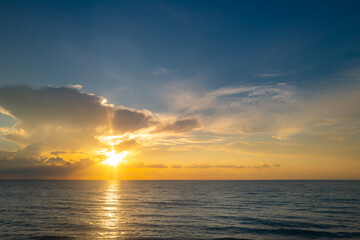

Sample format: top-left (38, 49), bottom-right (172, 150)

top-left (0, 180), bottom-right (359, 240)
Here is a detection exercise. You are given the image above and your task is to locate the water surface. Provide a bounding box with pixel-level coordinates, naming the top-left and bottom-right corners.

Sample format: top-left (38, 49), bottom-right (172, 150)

top-left (0, 180), bottom-right (359, 239)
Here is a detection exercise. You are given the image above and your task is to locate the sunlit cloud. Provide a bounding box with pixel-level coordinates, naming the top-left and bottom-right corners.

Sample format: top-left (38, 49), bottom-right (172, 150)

top-left (0, 85), bottom-right (201, 151)
top-left (0, 79), bottom-right (360, 179)
top-left (0, 85), bottom-right (202, 177)
top-left (163, 81), bottom-right (360, 140)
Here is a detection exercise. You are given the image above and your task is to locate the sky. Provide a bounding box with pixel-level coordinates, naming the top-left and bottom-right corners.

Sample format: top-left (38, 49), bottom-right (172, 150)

top-left (0, 0), bottom-right (360, 179)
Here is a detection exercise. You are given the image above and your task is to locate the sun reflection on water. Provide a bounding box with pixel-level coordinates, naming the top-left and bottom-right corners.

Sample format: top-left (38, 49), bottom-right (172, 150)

top-left (99, 181), bottom-right (121, 239)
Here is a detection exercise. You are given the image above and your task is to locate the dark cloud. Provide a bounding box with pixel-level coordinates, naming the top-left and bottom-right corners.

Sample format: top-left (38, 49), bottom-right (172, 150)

top-left (253, 164), bottom-right (271, 169)
top-left (15, 143), bottom-right (42, 157)
top-left (0, 85), bottom-right (198, 154)
top-left (0, 85), bottom-right (108, 127)
top-left (0, 150), bottom-right (96, 179)
top-left (0, 151), bottom-right (38, 166)
top-left (0, 85), bottom-right (156, 135)
top-left (46, 156), bottom-right (68, 165)
top-left (0, 165), bottom-right (74, 179)
top-left (113, 108), bottom-right (155, 133)
top-left (154, 118), bottom-right (200, 133)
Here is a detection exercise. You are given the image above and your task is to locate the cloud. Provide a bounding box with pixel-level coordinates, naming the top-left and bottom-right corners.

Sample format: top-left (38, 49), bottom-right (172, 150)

top-left (0, 150), bottom-right (96, 179)
top-left (146, 163), bottom-right (168, 168)
top-left (226, 141), bottom-right (306, 156)
top-left (253, 163), bottom-right (270, 169)
top-left (0, 85), bottom-right (199, 155)
top-left (122, 163), bottom-right (276, 169)
top-left (272, 128), bottom-right (303, 140)
top-left (172, 164), bottom-right (183, 168)
top-left (185, 164), bottom-right (247, 169)
top-left (112, 107), bottom-right (155, 132)
top-left (0, 85), bottom-right (209, 178)
top-left (315, 118), bottom-right (348, 127)
top-left (122, 162), bottom-right (168, 168)
top-left (0, 86), bottom-right (109, 150)
top-left (113, 139), bottom-right (139, 151)
top-left (0, 165), bottom-right (75, 179)
top-left (0, 85), bottom-right (108, 127)
top-left (1, 79), bottom-right (359, 179)
top-left (50, 151), bottom-right (67, 156)
top-left (253, 72), bottom-right (293, 78)
top-left (46, 156), bottom-right (68, 165)
top-left (0, 127), bottom-right (10, 132)
top-left (163, 81), bottom-right (360, 140)
top-left (153, 118), bottom-right (201, 133)
top-left (164, 83), bottom-right (298, 135)
top-left (183, 164), bottom-right (273, 169)
top-left (69, 84), bottom-right (83, 90)
top-left (152, 67), bottom-right (170, 75)
top-left (254, 73), bottom-right (283, 78)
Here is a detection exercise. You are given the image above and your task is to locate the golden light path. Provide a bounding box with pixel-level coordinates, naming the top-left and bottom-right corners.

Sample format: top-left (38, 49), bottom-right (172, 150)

top-left (102, 150), bottom-right (129, 166)
top-left (98, 181), bottom-right (122, 239)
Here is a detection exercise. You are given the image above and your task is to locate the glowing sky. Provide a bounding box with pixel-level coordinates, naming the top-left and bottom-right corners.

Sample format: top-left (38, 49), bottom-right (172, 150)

top-left (0, 0), bottom-right (360, 179)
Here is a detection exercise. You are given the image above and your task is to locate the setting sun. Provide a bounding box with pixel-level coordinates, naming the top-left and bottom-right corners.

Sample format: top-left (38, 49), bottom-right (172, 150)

top-left (102, 151), bottom-right (129, 167)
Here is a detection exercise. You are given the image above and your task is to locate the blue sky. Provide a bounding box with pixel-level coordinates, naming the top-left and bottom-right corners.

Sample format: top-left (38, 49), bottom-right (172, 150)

top-left (1, 0), bottom-right (359, 109)
top-left (0, 1), bottom-right (360, 179)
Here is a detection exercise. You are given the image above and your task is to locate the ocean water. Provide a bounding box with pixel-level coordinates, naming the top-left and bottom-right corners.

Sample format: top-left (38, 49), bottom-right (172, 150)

top-left (0, 180), bottom-right (359, 240)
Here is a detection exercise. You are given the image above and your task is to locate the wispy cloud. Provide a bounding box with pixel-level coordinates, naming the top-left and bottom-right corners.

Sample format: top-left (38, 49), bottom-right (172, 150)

top-left (152, 118), bottom-right (201, 133)
top-left (254, 73), bottom-right (283, 78)
top-left (121, 163), bottom-right (276, 169)
top-left (253, 71), bottom-right (294, 78)
top-left (152, 67), bottom-right (170, 75)
top-left (163, 81), bottom-right (360, 140)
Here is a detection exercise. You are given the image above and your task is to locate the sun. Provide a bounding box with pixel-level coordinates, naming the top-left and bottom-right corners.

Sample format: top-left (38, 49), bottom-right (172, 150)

top-left (102, 151), bottom-right (129, 166)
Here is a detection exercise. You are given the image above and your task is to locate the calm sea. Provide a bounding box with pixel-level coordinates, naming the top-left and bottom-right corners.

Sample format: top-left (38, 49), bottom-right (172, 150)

top-left (0, 180), bottom-right (359, 239)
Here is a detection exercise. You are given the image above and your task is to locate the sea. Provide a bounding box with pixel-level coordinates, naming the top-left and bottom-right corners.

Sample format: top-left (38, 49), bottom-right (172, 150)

top-left (0, 180), bottom-right (359, 240)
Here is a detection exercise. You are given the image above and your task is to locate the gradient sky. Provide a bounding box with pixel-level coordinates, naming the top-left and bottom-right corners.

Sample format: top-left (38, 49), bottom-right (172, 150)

top-left (0, 0), bottom-right (360, 179)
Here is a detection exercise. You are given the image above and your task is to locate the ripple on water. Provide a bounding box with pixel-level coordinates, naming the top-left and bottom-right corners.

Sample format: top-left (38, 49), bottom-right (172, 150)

top-left (0, 180), bottom-right (359, 239)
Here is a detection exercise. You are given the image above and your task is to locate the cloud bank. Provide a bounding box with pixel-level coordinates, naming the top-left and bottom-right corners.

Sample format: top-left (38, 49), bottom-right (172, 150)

top-left (0, 85), bottom-right (200, 153)
top-left (1, 81), bottom-right (359, 179)
top-left (163, 81), bottom-right (360, 140)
